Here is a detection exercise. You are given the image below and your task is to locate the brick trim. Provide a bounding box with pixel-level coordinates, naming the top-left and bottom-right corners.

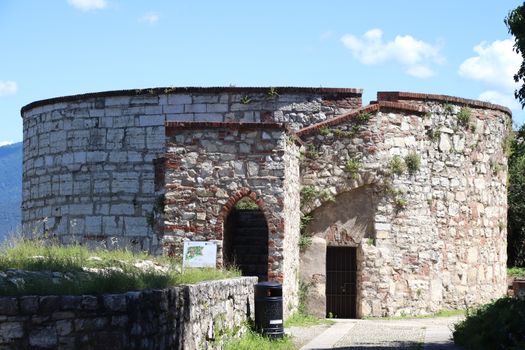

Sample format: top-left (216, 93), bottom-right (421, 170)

top-left (21, 86), bottom-right (363, 114)
top-left (295, 101), bottom-right (426, 137)
top-left (377, 91), bottom-right (512, 115)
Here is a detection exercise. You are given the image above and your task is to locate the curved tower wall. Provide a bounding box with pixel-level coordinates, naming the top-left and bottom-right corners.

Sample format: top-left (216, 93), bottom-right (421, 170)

top-left (21, 87), bottom-right (361, 251)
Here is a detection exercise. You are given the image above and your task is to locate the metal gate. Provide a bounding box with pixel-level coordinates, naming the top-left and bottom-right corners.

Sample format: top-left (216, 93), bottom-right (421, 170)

top-left (326, 246), bottom-right (357, 318)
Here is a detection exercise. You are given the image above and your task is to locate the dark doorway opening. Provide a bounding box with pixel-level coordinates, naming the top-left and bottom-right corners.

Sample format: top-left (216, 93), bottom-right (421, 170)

top-left (223, 202), bottom-right (269, 281)
top-left (326, 246), bottom-right (357, 318)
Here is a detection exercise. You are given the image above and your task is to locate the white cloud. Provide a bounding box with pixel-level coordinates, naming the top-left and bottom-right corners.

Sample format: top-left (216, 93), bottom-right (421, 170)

top-left (139, 13), bottom-right (159, 24)
top-left (0, 81), bottom-right (17, 97)
top-left (459, 39), bottom-right (520, 91)
top-left (478, 90), bottom-right (520, 109)
top-left (67, 0), bottom-right (107, 11)
top-left (340, 28), bottom-right (443, 78)
top-left (0, 141), bottom-right (14, 147)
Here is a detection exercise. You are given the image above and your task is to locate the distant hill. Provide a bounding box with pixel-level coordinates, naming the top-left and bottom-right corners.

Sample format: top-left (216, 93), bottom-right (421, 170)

top-left (0, 142), bottom-right (22, 241)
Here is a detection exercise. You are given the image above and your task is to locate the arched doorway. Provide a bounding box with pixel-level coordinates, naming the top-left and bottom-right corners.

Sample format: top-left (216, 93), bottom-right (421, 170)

top-left (223, 197), bottom-right (269, 281)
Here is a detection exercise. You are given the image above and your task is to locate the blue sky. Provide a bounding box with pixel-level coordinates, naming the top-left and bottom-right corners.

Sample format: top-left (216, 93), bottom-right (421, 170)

top-left (1, 0), bottom-right (523, 144)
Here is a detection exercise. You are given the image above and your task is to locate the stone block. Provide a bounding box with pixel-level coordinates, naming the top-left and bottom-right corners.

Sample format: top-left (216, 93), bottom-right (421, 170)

top-left (139, 115), bottom-right (164, 127)
top-left (167, 94), bottom-right (192, 105)
top-left (39, 296), bottom-right (60, 314)
top-left (29, 326), bottom-right (58, 348)
top-left (103, 295), bottom-right (127, 312)
top-left (20, 296), bottom-right (39, 314)
top-left (0, 322), bottom-right (24, 342)
top-left (0, 298), bottom-right (18, 316)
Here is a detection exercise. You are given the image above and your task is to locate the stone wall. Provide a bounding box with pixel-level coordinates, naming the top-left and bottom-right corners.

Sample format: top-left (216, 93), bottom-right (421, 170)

top-left (164, 122), bottom-right (301, 314)
top-left (21, 87), bottom-right (361, 252)
top-left (0, 277), bottom-right (257, 350)
top-left (297, 94), bottom-right (510, 317)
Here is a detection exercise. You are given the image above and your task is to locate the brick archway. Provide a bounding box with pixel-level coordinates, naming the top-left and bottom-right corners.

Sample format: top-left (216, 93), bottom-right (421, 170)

top-left (216, 187), bottom-right (273, 239)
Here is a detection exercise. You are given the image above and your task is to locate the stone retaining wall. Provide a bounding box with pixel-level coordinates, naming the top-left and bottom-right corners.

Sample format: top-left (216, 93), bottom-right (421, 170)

top-left (0, 277), bottom-right (257, 350)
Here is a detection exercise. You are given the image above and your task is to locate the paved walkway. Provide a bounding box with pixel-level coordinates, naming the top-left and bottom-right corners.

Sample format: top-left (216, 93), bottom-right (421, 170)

top-left (289, 316), bottom-right (463, 350)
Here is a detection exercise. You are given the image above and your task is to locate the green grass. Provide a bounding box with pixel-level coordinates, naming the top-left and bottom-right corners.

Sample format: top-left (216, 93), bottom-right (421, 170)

top-left (508, 267), bottom-right (525, 278)
top-left (224, 329), bottom-right (295, 350)
top-left (453, 297), bottom-right (525, 350)
top-left (365, 308), bottom-right (465, 320)
top-left (285, 312), bottom-right (334, 327)
top-left (0, 239), bottom-right (240, 296)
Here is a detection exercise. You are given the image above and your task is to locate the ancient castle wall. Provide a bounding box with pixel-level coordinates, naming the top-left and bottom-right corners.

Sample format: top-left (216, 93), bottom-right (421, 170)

top-left (298, 94), bottom-right (510, 317)
top-left (21, 87), bottom-right (361, 252)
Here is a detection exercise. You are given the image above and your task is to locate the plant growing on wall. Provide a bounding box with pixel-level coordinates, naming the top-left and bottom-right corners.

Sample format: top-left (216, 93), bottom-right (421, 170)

top-left (299, 212), bottom-right (314, 252)
top-left (443, 103), bottom-right (454, 115)
top-left (147, 194), bottom-right (165, 228)
top-left (404, 152), bottom-right (421, 174)
top-left (457, 107), bottom-right (472, 128)
top-left (344, 158), bottom-right (361, 179)
top-left (388, 156), bottom-right (406, 176)
top-left (304, 143), bottom-right (319, 159)
top-left (301, 186), bottom-right (318, 203)
top-left (267, 87), bottom-right (279, 98)
top-left (354, 112), bottom-right (371, 124)
top-left (234, 197), bottom-right (259, 210)
top-left (319, 127), bottom-right (330, 136)
top-left (427, 129), bottom-right (441, 142)
top-left (240, 95), bottom-right (252, 105)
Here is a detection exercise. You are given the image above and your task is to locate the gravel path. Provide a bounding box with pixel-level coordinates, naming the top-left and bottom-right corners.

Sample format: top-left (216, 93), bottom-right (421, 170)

top-left (293, 316), bottom-right (464, 350)
top-left (334, 321), bottom-right (424, 349)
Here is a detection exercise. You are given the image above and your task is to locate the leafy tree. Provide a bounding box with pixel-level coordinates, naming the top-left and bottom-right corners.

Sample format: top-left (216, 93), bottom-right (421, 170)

top-left (505, 3), bottom-right (525, 108)
top-left (508, 125), bottom-right (525, 266)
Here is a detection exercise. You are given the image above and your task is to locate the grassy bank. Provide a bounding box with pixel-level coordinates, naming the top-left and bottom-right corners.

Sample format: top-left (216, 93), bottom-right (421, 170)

top-left (0, 239), bottom-right (240, 296)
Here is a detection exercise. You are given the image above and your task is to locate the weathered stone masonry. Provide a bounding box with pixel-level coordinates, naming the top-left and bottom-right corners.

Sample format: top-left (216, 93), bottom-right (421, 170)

top-left (0, 277), bottom-right (257, 349)
top-left (21, 87), bottom-right (510, 318)
top-left (297, 94), bottom-right (510, 317)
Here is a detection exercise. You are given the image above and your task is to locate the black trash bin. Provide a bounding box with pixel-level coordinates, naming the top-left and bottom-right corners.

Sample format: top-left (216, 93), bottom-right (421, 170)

top-left (254, 281), bottom-right (284, 339)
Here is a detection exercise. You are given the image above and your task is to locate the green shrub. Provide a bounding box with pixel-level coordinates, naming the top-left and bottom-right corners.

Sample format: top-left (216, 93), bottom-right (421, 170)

top-left (453, 297), bottom-right (525, 350)
top-left (388, 156), bottom-right (406, 176)
top-left (508, 267), bottom-right (525, 278)
top-left (404, 152), bottom-right (421, 174)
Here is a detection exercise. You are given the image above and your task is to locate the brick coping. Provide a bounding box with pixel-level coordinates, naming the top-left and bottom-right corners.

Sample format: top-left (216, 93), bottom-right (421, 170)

top-left (296, 101), bottom-right (426, 137)
top-left (378, 91), bottom-right (512, 115)
top-left (20, 86), bottom-right (363, 114)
